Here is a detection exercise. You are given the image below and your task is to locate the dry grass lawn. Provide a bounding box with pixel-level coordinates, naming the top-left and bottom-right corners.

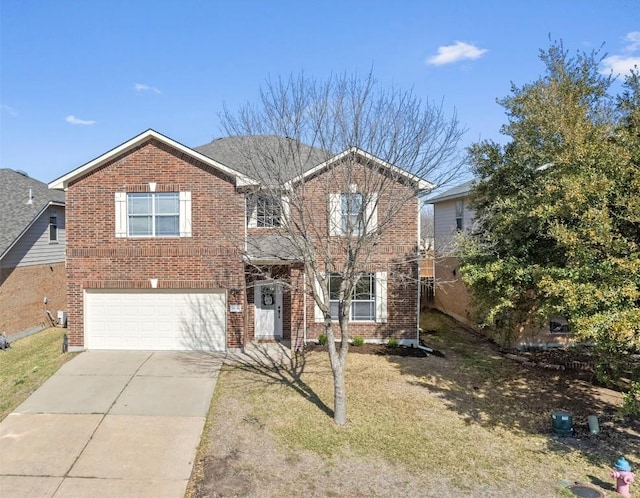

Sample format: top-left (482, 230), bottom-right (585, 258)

top-left (0, 328), bottom-right (76, 421)
top-left (189, 311), bottom-right (639, 497)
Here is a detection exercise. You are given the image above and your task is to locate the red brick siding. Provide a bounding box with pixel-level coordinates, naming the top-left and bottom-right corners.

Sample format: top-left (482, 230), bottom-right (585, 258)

top-left (0, 263), bottom-right (67, 336)
top-left (433, 256), bottom-right (476, 328)
top-left (65, 139), bottom-right (246, 348)
top-left (434, 257), bottom-right (575, 347)
top-left (290, 160), bottom-right (420, 342)
top-left (66, 141), bottom-right (420, 349)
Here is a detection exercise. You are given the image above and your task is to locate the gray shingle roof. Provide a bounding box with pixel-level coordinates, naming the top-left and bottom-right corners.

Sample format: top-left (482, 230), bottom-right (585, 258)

top-left (424, 179), bottom-right (476, 203)
top-left (246, 234), bottom-right (302, 261)
top-left (194, 135), bottom-right (328, 186)
top-left (0, 169), bottom-right (65, 258)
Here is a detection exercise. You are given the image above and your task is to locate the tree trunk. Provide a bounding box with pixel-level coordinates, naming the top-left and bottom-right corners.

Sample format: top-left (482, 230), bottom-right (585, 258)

top-left (331, 356), bottom-right (347, 425)
top-left (325, 318), bottom-right (349, 425)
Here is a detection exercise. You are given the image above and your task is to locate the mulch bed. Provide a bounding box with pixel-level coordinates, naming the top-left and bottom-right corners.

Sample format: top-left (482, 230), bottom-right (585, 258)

top-left (304, 343), bottom-right (429, 357)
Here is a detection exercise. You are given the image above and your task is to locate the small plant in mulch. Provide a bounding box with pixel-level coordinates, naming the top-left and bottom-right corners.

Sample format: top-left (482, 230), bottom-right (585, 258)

top-left (317, 333), bottom-right (328, 346)
top-left (352, 335), bottom-right (364, 347)
top-left (386, 337), bottom-right (399, 348)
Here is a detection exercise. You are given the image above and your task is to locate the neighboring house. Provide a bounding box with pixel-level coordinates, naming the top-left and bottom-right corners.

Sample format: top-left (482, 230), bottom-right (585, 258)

top-left (0, 169), bottom-right (66, 338)
top-left (49, 129), bottom-right (427, 352)
top-left (426, 180), bottom-right (477, 327)
top-left (427, 180), bottom-right (571, 347)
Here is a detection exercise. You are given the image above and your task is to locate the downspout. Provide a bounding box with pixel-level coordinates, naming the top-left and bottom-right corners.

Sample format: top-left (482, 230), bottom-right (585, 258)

top-left (416, 199), bottom-right (421, 348)
top-left (418, 342), bottom-right (434, 353)
top-left (243, 186), bottom-right (248, 351)
top-left (417, 198), bottom-right (434, 354)
top-left (303, 271), bottom-right (307, 345)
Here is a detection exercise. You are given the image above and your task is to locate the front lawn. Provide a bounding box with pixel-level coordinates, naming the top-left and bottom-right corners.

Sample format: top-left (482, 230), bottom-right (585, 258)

top-left (0, 328), bottom-right (76, 421)
top-left (188, 311), bottom-right (639, 497)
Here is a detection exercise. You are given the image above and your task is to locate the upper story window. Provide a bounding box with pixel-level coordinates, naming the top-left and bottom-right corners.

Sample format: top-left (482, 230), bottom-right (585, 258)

top-left (49, 215), bottom-right (58, 242)
top-left (455, 200), bottom-right (464, 231)
top-left (115, 191), bottom-right (191, 238)
top-left (128, 193), bottom-right (179, 237)
top-left (329, 191), bottom-right (377, 236)
top-left (341, 193), bottom-right (363, 234)
top-left (255, 195), bottom-right (282, 228)
top-left (329, 273), bottom-right (376, 321)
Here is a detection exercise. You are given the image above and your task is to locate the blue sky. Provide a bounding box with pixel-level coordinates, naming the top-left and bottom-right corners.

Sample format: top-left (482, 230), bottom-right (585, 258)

top-left (1, 1), bottom-right (638, 183)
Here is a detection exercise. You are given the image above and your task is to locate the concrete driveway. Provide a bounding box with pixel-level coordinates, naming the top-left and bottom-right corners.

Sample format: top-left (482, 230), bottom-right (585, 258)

top-left (0, 351), bottom-right (223, 498)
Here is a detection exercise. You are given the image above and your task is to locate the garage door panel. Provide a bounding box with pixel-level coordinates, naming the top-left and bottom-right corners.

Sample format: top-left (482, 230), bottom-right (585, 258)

top-left (85, 290), bottom-right (226, 351)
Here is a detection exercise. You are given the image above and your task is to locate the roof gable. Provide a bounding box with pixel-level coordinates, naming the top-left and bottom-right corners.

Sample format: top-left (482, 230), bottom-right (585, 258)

top-left (285, 147), bottom-right (433, 191)
top-left (48, 129), bottom-right (258, 190)
top-left (0, 169), bottom-right (65, 259)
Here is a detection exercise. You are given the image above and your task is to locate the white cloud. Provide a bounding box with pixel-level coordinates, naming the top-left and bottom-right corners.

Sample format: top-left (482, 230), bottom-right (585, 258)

top-left (601, 55), bottom-right (640, 75)
top-left (134, 83), bottom-right (161, 94)
top-left (1, 104), bottom-right (17, 116)
top-left (624, 31), bottom-right (640, 52)
top-left (599, 31), bottom-right (640, 75)
top-left (65, 115), bottom-right (96, 125)
top-left (426, 41), bottom-right (488, 66)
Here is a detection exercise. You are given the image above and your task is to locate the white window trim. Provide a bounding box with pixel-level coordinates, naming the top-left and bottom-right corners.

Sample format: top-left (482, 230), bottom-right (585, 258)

top-left (375, 271), bottom-right (387, 323)
top-left (115, 192), bottom-right (127, 238)
top-left (115, 191), bottom-right (191, 238)
top-left (313, 273), bottom-right (326, 323)
top-left (329, 194), bottom-right (342, 236)
top-left (329, 192), bottom-right (378, 236)
top-left (314, 272), bottom-right (387, 323)
top-left (179, 191), bottom-right (192, 237)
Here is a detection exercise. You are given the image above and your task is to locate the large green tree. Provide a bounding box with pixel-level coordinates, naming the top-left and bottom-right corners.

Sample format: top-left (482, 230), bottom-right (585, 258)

top-left (460, 42), bottom-right (640, 380)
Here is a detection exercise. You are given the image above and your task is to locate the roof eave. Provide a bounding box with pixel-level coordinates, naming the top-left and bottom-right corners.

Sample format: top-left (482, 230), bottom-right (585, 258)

top-left (48, 129), bottom-right (259, 190)
top-left (285, 146), bottom-right (433, 191)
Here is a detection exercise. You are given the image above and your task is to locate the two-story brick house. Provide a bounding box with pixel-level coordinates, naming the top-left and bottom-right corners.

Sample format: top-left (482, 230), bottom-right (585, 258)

top-left (49, 129), bottom-right (429, 352)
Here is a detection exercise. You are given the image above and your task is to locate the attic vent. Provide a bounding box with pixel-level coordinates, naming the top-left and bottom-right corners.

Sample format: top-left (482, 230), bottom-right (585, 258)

top-left (16, 169), bottom-right (29, 177)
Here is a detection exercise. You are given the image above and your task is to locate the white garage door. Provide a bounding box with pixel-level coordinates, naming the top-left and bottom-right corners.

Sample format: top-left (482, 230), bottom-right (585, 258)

top-left (85, 290), bottom-right (226, 351)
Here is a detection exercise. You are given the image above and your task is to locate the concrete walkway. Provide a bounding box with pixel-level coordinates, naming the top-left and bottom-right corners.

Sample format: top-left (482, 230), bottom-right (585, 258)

top-left (0, 351), bottom-right (223, 498)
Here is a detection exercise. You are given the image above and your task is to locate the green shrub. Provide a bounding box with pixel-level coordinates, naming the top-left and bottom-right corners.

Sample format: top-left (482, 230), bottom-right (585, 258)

top-left (318, 333), bottom-right (328, 346)
top-left (352, 335), bottom-right (364, 347)
top-left (387, 337), bottom-right (399, 348)
top-left (622, 381), bottom-right (640, 416)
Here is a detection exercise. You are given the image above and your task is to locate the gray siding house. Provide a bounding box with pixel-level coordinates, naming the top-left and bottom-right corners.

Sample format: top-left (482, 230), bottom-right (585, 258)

top-left (426, 180), bottom-right (476, 326)
top-left (0, 169), bottom-right (66, 338)
top-left (427, 179), bottom-right (572, 347)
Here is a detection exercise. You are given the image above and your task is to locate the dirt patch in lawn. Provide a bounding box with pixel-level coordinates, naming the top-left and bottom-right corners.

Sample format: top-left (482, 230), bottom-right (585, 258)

top-left (188, 312), bottom-right (639, 498)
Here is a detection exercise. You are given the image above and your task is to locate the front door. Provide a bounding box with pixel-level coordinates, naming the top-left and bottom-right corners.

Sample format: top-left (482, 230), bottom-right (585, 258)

top-left (254, 282), bottom-right (283, 339)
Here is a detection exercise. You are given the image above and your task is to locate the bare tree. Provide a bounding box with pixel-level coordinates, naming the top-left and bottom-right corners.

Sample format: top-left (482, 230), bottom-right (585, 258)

top-left (420, 206), bottom-right (435, 253)
top-left (219, 71), bottom-right (465, 425)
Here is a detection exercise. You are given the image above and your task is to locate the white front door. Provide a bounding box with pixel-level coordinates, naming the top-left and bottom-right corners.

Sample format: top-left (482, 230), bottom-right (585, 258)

top-left (254, 283), bottom-right (283, 339)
